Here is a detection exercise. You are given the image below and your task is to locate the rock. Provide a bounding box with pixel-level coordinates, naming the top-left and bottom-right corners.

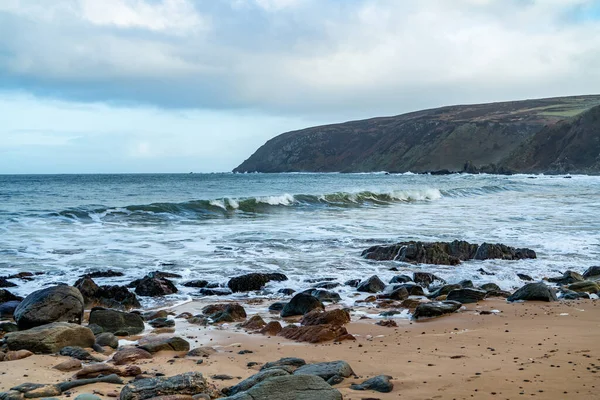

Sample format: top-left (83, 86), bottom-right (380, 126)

top-left (517, 273), bottom-right (534, 281)
top-left (480, 283), bottom-right (501, 292)
top-left (376, 320), bottom-right (398, 327)
top-left (392, 283), bottom-right (425, 296)
top-left (58, 346), bottom-right (99, 361)
top-left (195, 288), bottom-right (232, 296)
top-left (241, 315), bottom-right (266, 331)
top-left (134, 276), bottom-right (178, 297)
top-left (53, 359), bottom-right (83, 372)
top-left (561, 290), bottom-right (590, 300)
top-left (148, 318), bottom-right (175, 328)
top-left (202, 303), bottom-right (246, 323)
top-left (389, 275), bottom-right (412, 284)
top-left (582, 266), bottom-right (600, 279)
top-left (0, 277), bottom-right (17, 288)
top-left (74, 277), bottom-right (139, 310)
top-left (75, 394), bottom-right (101, 400)
top-left (567, 281), bottom-right (600, 294)
top-left (57, 374), bottom-right (123, 392)
top-left (357, 275), bottom-right (385, 293)
top-left (427, 284), bottom-right (461, 299)
top-left (312, 282), bottom-right (339, 290)
top-left (137, 335), bottom-right (190, 353)
top-left (344, 279), bottom-right (361, 287)
top-left (507, 283), bottom-right (558, 302)
top-left (223, 368), bottom-right (290, 396)
top-left (13, 384), bottom-right (61, 398)
top-left (0, 289), bottom-right (22, 303)
top-left (14, 286), bottom-right (84, 330)
top-left (182, 280), bottom-right (208, 288)
top-left (82, 270), bottom-right (125, 278)
top-left (186, 347), bottom-right (216, 357)
top-left (277, 288), bottom-right (295, 295)
top-left (300, 309), bottom-right (350, 326)
top-left (388, 286), bottom-right (409, 300)
top-left (326, 375), bottom-right (345, 385)
top-left (227, 273), bottom-right (288, 292)
top-left (293, 360), bottom-right (354, 380)
top-left (279, 324), bottom-right (349, 343)
top-left (3, 350), bottom-right (33, 361)
top-left (446, 288), bottom-right (487, 304)
top-left (401, 298), bottom-right (423, 309)
top-left (260, 321), bottom-right (282, 336)
top-left (225, 375), bottom-right (342, 400)
top-left (458, 279), bottom-right (474, 288)
top-left (301, 289), bottom-right (341, 303)
top-left (280, 293), bottom-right (324, 318)
top-left (6, 322), bottom-right (95, 354)
top-left (119, 372), bottom-right (210, 400)
top-left (261, 357), bottom-right (306, 371)
top-left (477, 268), bottom-right (495, 276)
top-left (75, 364), bottom-right (141, 379)
top-left (89, 308), bottom-right (145, 335)
top-left (112, 347), bottom-right (153, 365)
top-left (413, 272), bottom-right (446, 288)
top-left (268, 302), bottom-right (286, 312)
top-left (474, 243), bottom-right (536, 260)
top-left (0, 301), bottom-right (21, 319)
top-left (96, 332), bottom-right (119, 349)
top-left (485, 290), bottom-right (512, 298)
top-left (0, 322), bottom-right (19, 334)
top-left (548, 270), bottom-right (584, 285)
top-left (350, 375), bottom-right (394, 393)
top-left (412, 301), bottom-right (462, 319)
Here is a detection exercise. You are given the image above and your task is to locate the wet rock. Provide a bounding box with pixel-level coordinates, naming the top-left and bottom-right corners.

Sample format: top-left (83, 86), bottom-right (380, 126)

top-left (89, 308), bottom-right (145, 335)
top-left (517, 273), bottom-right (534, 281)
top-left (81, 270), bottom-right (124, 279)
top-left (134, 276), bottom-right (178, 297)
top-left (548, 270), bottom-right (584, 285)
top-left (277, 288), bottom-right (295, 295)
top-left (0, 277), bottom-right (17, 288)
top-left (202, 303), bottom-right (246, 323)
top-left (280, 293), bottom-right (324, 318)
top-left (427, 284), bottom-right (461, 299)
top-left (326, 375), bottom-right (345, 385)
top-left (389, 275), bottom-right (413, 284)
top-left (388, 286), bottom-right (409, 300)
top-left (376, 320), bottom-right (398, 327)
top-left (148, 318), bottom-right (175, 328)
top-left (260, 321), bottom-right (282, 336)
top-left (241, 315), bottom-right (266, 331)
top-left (223, 368), bottom-right (289, 396)
top-left (74, 394), bottom-right (101, 400)
top-left (507, 283), bottom-right (558, 302)
top-left (412, 301), bottom-right (462, 319)
top-left (393, 283), bottom-right (425, 296)
top-left (312, 281), bottom-right (340, 290)
top-left (0, 322), bottom-right (19, 335)
top-left (74, 277), bottom-right (140, 310)
top-left (112, 347), bottom-right (153, 365)
top-left (268, 302), bottom-right (286, 312)
top-left (226, 375), bottom-right (342, 400)
top-left (14, 286), bottom-right (84, 330)
top-left (357, 275), bottom-right (386, 293)
top-left (401, 298), bottom-right (423, 309)
top-left (0, 301), bottom-right (21, 319)
top-left (195, 288), bottom-right (232, 296)
top-left (301, 289), bottom-right (341, 303)
top-left (293, 360), bottom-right (354, 380)
top-left (59, 346), bottom-right (99, 361)
top-left (480, 283), bottom-right (501, 292)
top-left (350, 375), bottom-right (394, 393)
top-left (138, 335), bottom-right (190, 353)
top-left (474, 243), bottom-right (536, 260)
top-left (227, 273), bottom-right (288, 292)
top-left (413, 272), bottom-right (446, 288)
top-left (458, 279), bottom-right (474, 288)
top-left (567, 281), bottom-right (600, 294)
top-left (300, 309), bottom-right (350, 326)
top-left (261, 357), bottom-right (306, 371)
top-left (53, 359), bottom-right (83, 371)
top-left (279, 324), bottom-right (349, 343)
top-left (484, 290), bottom-right (512, 298)
top-left (477, 268), bottom-right (495, 276)
top-left (0, 289), bottom-right (23, 303)
top-left (446, 288), bottom-right (487, 304)
top-left (182, 280), bottom-right (208, 288)
top-left (186, 347), bottom-right (216, 357)
top-left (344, 279), bottom-right (361, 288)
top-left (582, 266), bottom-right (600, 280)
top-left (6, 322), bottom-right (95, 354)
top-left (75, 364), bottom-right (141, 379)
top-left (119, 372), bottom-right (210, 400)
top-left (561, 290), bottom-right (590, 300)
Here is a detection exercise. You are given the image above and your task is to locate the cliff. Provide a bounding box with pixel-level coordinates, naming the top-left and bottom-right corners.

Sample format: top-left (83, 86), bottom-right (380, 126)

top-left (234, 95), bottom-right (600, 173)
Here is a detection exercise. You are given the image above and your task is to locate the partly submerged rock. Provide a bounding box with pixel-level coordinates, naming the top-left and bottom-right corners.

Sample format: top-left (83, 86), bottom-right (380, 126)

top-left (357, 275), bottom-right (386, 293)
top-left (582, 266), bottom-right (600, 280)
top-left (227, 273), bottom-right (288, 293)
top-left (133, 276), bottom-right (178, 297)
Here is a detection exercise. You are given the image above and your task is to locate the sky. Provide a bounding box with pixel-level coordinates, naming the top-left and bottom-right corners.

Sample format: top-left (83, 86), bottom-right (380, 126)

top-left (1, 0), bottom-right (600, 174)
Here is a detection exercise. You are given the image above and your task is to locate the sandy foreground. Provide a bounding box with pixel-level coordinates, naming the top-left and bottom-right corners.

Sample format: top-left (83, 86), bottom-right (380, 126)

top-left (1, 299), bottom-right (599, 400)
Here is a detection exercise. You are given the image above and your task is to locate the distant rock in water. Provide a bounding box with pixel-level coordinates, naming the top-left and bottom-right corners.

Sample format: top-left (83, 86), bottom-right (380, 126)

top-left (361, 240), bottom-right (536, 265)
top-left (233, 95), bottom-right (600, 173)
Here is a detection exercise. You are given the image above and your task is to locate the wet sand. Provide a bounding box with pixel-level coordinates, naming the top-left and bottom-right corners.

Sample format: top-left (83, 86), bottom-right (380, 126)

top-left (1, 299), bottom-right (599, 399)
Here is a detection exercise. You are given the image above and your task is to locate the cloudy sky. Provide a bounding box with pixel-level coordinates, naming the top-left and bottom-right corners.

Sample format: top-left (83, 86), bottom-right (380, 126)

top-left (1, 0), bottom-right (600, 173)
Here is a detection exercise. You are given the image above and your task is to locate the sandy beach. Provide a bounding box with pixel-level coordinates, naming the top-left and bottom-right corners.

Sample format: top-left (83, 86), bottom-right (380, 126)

top-left (2, 298), bottom-right (599, 400)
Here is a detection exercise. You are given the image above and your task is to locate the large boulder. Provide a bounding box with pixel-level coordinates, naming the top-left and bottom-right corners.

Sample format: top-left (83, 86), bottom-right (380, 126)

top-left (89, 308), bottom-right (145, 335)
top-left (300, 309), bottom-right (350, 326)
top-left (547, 271), bottom-right (584, 285)
top-left (227, 273), bottom-right (288, 292)
top-left (507, 283), bottom-right (558, 302)
top-left (474, 243), bottom-right (536, 260)
top-left (427, 284), bottom-right (462, 299)
top-left (293, 360), bottom-right (354, 380)
top-left (278, 324), bottom-right (350, 343)
top-left (582, 266), bottom-right (600, 280)
top-left (223, 368), bottom-right (290, 396)
top-left (301, 289), bottom-right (341, 303)
top-left (5, 322), bottom-right (95, 353)
top-left (137, 335), bottom-right (190, 353)
top-left (413, 272), bottom-right (446, 288)
top-left (412, 301), bottom-right (462, 319)
top-left (567, 281), bottom-right (600, 294)
top-left (119, 372), bottom-right (210, 400)
top-left (74, 277), bottom-right (140, 310)
top-left (201, 303), bottom-right (246, 323)
top-left (134, 276), bottom-right (178, 297)
top-left (280, 293), bottom-right (324, 318)
top-left (226, 375), bottom-right (342, 400)
top-left (261, 357), bottom-right (306, 371)
top-left (14, 286), bottom-right (84, 329)
top-left (357, 275), bottom-right (386, 293)
top-left (446, 288), bottom-right (487, 304)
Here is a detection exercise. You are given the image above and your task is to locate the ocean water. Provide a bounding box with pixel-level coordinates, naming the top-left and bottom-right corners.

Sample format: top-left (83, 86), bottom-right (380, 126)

top-left (0, 173), bottom-right (598, 308)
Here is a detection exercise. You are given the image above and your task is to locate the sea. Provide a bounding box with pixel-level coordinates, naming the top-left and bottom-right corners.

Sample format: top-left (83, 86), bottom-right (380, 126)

top-left (1, 173), bottom-right (599, 309)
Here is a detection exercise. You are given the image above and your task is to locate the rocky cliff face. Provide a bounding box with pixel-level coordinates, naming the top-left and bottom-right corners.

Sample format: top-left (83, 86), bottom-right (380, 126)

top-left (501, 104), bottom-right (600, 174)
top-left (234, 95), bottom-right (600, 173)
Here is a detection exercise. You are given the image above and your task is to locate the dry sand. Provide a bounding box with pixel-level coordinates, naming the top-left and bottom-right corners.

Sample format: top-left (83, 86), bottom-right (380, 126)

top-left (1, 298), bottom-right (599, 399)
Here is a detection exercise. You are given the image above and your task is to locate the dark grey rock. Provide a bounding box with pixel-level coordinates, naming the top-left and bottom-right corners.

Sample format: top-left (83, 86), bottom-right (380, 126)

top-left (344, 279), bottom-right (361, 288)
top-left (196, 288), bottom-right (232, 296)
top-left (458, 279), bottom-right (474, 288)
top-left (280, 294), bottom-right (324, 318)
top-left (14, 286), bottom-right (84, 330)
top-left (480, 283), bottom-right (501, 292)
top-left (118, 372), bottom-right (208, 400)
top-left (95, 332), bottom-right (119, 349)
top-left (389, 275), bottom-right (412, 284)
top-left (226, 375), bottom-right (342, 400)
top-left (227, 273), bottom-right (288, 293)
top-left (268, 302), bottom-right (287, 312)
top-left (261, 357), bottom-right (306, 371)
top-left (350, 375), bottom-right (394, 393)
top-left (223, 368), bottom-right (289, 396)
top-left (278, 288), bottom-right (296, 296)
top-left (517, 273), bottom-right (534, 281)
top-left (58, 346), bottom-right (98, 361)
top-left (446, 288), bottom-right (487, 304)
top-left (583, 266), bottom-right (600, 279)
top-left (413, 272), bottom-right (446, 288)
top-left (357, 275), bottom-right (385, 293)
top-left (148, 318), bottom-right (175, 328)
top-left (507, 283), bottom-right (558, 302)
top-left (0, 289), bottom-right (22, 303)
top-left (5, 322), bottom-right (95, 354)
top-left (427, 284), bottom-right (461, 298)
top-left (293, 360), bottom-right (354, 381)
top-left (182, 280), bottom-right (209, 288)
top-left (548, 270), bottom-right (584, 285)
top-left (302, 289), bottom-right (341, 303)
top-left (412, 301), bottom-right (462, 319)
top-left (134, 276), bottom-right (178, 297)
top-left (0, 301), bottom-right (21, 319)
top-left (89, 308), bottom-right (145, 335)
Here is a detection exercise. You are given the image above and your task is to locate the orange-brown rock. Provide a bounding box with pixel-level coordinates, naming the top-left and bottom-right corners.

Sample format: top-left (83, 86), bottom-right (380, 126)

top-left (53, 359), bottom-right (83, 371)
top-left (260, 321), bottom-right (282, 336)
top-left (241, 315), bottom-right (266, 331)
top-left (278, 324), bottom-right (349, 343)
top-left (300, 309), bottom-right (350, 327)
top-left (75, 363), bottom-right (142, 378)
top-left (111, 347), bottom-right (153, 365)
top-left (3, 350), bottom-right (33, 361)
top-left (400, 299), bottom-right (422, 309)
